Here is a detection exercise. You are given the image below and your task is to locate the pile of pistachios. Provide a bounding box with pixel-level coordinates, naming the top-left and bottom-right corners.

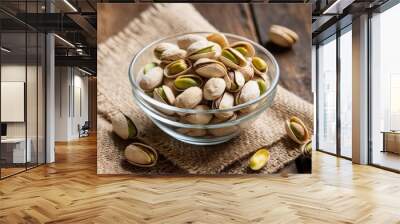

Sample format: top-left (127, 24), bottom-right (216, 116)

top-left (138, 33), bottom-right (270, 124)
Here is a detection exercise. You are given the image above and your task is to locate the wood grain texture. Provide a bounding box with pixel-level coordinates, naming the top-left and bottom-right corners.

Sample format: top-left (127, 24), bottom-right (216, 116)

top-left (1, 135), bottom-right (400, 223)
top-left (251, 3), bottom-right (312, 102)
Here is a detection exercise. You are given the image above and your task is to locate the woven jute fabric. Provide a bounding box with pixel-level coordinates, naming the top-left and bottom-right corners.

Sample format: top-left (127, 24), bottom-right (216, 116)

top-left (97, 3), bottom-right (313, 175)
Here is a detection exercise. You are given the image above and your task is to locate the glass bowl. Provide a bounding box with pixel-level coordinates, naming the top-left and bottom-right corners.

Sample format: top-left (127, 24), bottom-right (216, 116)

top-left (129, 32), bottom-right (279, 145)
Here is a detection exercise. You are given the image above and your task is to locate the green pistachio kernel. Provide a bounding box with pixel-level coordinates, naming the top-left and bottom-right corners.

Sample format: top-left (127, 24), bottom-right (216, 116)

top-left (156, 87), bottom-right (167, 102)
top-left (168, 59), bottom-right (188, 75)
top-left (257, 79), bottom-right (267, 95)
top-left (249, 148), bottom-right (270, 171)
top-left (252, 57), bottom-right (267, 72)
top-left (290, 122), bottom-right (306, 140)
top-left (174, 77), bottom-right (199, 90)
top-left (143, 62), bottom-right (157, 74)
top-left (222, 49), bottom-right (239, 65)
top-left (235, 47), bottom-right (248, 57)
top-left (195, 46), bottom-right (214, 55)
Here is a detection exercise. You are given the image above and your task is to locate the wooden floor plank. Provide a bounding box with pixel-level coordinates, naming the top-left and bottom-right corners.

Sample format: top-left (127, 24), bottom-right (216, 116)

top-left (0, 135), bottom-right (399, 223)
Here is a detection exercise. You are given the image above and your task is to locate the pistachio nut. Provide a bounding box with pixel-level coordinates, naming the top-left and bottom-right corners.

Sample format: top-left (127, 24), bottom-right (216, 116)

top-left (209, 114), bottom-right (238, 137)
top-left (182, 105), bottom-right (213, 124)
top-left (269, 25), bottom-right (299, 48)
top-left (177, 34), bottom-right (207, 49)
top-left (238, 63), bottom-right (254, 81)
top-left (224, 70), bottom-right (245, 92)
top-left (252, 57), bottom-right (268, 77)
top-left (164, 59), bottom-right (192, 78)
top-left (176, 128), bottom-right (207, 137)
top-left (139, 66), bottom-right (164, 91)
top-left (236, 80), bottom-right (260, 105)
top-left (301, 140), bottom-right (312, 157)
top-left (163, 78), bottom-right (178, 95)
top-left (256, 78), bottom-right (268, 95)
top-left (231, 41), bottom-right (255, 58)
top-left (153, 85), bottom-right (175, 105)
top-left (174, 86), bottom-right (203, 109)
top-left (174, 74), bottom-right (203, 91)
top-left (285, 116), bottom-right (310, 144)
top-left (187, 40), bottom-right (220, 60)
top-left (124, 143), bottom-right (158, 167)
top-left (194, 58), bottom-right (227, 78)
top-left (249, 148), bottom-right (270, 171)
top-left (203, 77), bottom-right (226, 101)
top-left (111, 112), bottom-right (137, 140)
top-left (236, 80), bottom-right (260, 114)
top-left (154, 42), bottom-right (179, 59)
top-left (207, 33), bottom-right (229, 49)
top-left (213, 92), bottom-right (234, 120)
top-left (219, 48), bottom-right (247, 69)
top-left (160, 48), bottom-right (187, 64)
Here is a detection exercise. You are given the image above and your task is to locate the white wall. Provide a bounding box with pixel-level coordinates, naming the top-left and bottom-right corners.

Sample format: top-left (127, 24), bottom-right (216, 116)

top-left (54, 67), bottom-right (89, 141)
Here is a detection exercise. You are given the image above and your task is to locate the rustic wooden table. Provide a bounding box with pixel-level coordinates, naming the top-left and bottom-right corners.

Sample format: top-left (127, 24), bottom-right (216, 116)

top-left (98, 3), bottom-right (312, 102)
top-left (98, 3), bottom-right (312, 173)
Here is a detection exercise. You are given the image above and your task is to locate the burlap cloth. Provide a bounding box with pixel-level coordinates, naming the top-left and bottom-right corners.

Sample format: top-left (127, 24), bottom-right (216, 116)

top-left (97, 3), bottom-right (313, 175)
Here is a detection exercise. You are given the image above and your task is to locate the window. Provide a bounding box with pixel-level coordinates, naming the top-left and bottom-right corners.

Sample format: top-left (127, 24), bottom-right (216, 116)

top-left (339, 28), bottom-right (352, 158)
top-left (370, 3), bottom-right (400, 171)
top-left (317, 36), bottom-right (337, 154)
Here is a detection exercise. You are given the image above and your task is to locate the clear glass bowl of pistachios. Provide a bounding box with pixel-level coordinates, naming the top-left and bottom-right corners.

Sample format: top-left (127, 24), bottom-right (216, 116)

top-left (129, 32), bottom-right (279, 145)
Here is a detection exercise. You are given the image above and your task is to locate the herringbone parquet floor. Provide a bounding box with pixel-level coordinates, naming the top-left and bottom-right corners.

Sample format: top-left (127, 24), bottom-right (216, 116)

top-left (0, 135), bottom-right (399, 224)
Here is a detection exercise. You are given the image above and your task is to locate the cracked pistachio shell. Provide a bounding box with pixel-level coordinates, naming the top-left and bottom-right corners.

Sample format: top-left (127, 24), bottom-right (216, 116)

top-left (177, 34), bottom-right (207, 49)
top-left (182, 105), bottom-right (213, 125)
top-left (224, 70), bottom-right (245, 93)
top-left (139, 66), bottom-right (164, 91)
top-left (163, 78), bottom-right (178, 95)
top-left (164, 59), bottom-right (191, 78)
top-left (207, 33), bottom-right (229, 49)
top-left (154, 42), bottom-right (179, 59)
top-left (238, 63), bottom-right (255, 81)
top-left (301, 140), bottom-right (312, 156)
top-left (252, 57), bottom-right (268, 76)
top-left (209, 113), bottom-right (238, 136)
top-left (219, 48), bottom-right (248, 69)
top-left (194, 58), bottom-right (227, 78)
top-left (285, 116), bottom-right (310, 144)
top-left (160, 48), bottom-right (187, 64)
top-left (213, 92), bottom-right (234, 120)
top-left (124, 143), bottom-right (158, 167)
top-left (249, 148), bottom-right (270, 171)
top-left (174, 74), bottom-right (203, 91)
top-left (175, 86), bottom-right (203, 109)
top-left (231, 41), bottom-right (255, 58)
top-left (111, 112), bottom-right (137, 140)
top-left (153, 85), bottom-right (175, 105)
top-left (203, 78), bottom-right (226, 101)
top-left (176, 128), bottom-right (207, 137)
top-left (236, 80), bottom-right (260, 105)
top-left (187, 40), bottom-right (220, 60)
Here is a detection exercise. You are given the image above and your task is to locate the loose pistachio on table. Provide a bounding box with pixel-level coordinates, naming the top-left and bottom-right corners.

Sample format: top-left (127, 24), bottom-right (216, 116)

top-left (111, 111), bottom-right (138, 140)
top-left (268, 25), bottom-right (299, 48)
top-left (301, 140), bottom-right (312, 157)
top-left (248, 148), bottom-right (270, 171)
top-left (124, 143), bottom-right (158, 167)
top-left (285, 116), bottom-right (310, 144)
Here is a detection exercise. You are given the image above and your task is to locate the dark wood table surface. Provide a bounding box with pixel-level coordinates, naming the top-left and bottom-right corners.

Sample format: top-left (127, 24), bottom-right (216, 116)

top-left (98, 3), bottom-right (312, 102)
top-left (98, 3), bottom-right (312, 173)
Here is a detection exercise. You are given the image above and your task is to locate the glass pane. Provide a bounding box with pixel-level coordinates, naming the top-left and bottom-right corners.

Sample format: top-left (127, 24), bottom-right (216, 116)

top-left (38, 33), bottom-right (45, 165)
top-left (371, 4), bottom-right (400, 171)
top-left (27, 31), bottom-right (38, 169)
top-left (1, 31), bottom-right (27, 177)
top-left (317, 37), bottom-right (337, 154)
top-left (340, 29), bottom-right (352, 158)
